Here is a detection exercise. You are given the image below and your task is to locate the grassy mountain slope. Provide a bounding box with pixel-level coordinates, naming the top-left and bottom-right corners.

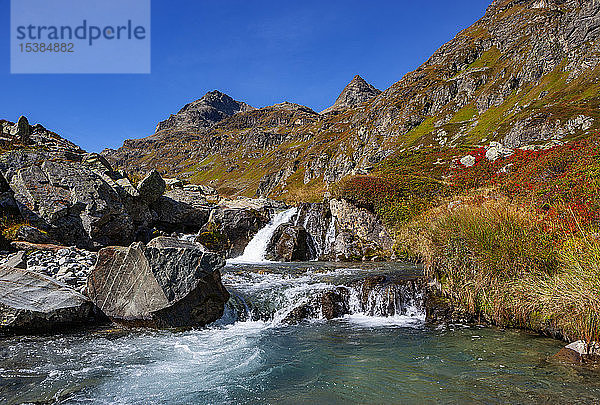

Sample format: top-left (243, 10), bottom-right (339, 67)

top-left (106, 0), bottom-right (600, 204)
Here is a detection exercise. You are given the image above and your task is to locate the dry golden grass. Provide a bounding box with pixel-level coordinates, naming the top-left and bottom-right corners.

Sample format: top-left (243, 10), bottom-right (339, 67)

top-left (397, 196), bottom-right (600, 342)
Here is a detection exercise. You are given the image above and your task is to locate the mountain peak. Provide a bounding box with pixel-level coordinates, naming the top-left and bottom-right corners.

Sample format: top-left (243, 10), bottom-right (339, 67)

top-left (155, 91), bottom-right (254, 133)
top-left (322, 75), bottom-right (381, 114)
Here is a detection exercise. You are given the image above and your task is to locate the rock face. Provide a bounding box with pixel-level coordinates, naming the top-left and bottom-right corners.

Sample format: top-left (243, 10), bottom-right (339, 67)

top-left (329, 199), bottom-right (393, 260)
top-left (0, 265), bottom-right (96, 334)
top-left (87, 237), bottom-right (229, 328)
top-left (322, 75), bottom-right (382, 114)
top-left (265, 224), bottom-right (315, 261)
top-left (155, 90), bottom-right (254, 133)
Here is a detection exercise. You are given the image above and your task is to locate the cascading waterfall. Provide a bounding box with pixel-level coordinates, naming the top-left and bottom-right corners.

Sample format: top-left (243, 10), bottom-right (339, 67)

top-left (228, 208), bottom-right (298, 263)
top-left (221, 265), bottom-right (426, 326)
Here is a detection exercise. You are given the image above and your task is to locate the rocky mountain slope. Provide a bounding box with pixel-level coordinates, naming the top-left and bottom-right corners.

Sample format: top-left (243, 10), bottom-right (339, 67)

top-left (103, 0), bottom-right (600, 201)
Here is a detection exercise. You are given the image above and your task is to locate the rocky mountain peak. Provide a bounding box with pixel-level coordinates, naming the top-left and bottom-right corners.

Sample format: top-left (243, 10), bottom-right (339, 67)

top-left (155, 90), bottom-right (254, 133)
top-left (321, 75), bottom-right (381, 114)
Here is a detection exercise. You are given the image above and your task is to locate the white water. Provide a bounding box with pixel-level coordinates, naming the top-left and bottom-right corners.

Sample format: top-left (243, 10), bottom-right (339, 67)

top-left (228, 208), bottom-right (298, 264)
top-left (222, 264), bottom-right (426, 329)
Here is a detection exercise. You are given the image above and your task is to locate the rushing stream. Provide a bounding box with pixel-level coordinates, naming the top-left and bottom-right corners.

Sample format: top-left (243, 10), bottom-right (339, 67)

top-left (2, 215), bottom-right (600, 404)
top-left (1, 262), bottom-right (600, 404)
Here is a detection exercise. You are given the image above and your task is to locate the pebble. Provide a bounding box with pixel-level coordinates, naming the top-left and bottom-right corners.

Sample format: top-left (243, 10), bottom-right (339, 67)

top-left (0, 247), bottom-right (97, 296)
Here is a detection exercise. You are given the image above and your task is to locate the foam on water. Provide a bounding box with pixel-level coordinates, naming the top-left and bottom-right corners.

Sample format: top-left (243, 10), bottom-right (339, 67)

top-left (3, 263), bottom-right (598, 404)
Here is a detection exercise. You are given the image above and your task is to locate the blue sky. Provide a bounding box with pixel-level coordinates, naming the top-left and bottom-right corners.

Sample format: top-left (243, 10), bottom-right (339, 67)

top-left (1, 0), bottom-right (491, 152)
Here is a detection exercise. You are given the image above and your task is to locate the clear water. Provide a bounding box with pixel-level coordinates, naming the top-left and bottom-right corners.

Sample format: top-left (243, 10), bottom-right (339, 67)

top-left (1, 262), bottom-right (599, 404)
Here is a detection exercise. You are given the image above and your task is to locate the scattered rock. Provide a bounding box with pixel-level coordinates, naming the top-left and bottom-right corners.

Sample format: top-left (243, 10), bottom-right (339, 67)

top-left (87, 237), bottom-right (229, 328)
top-left (485, 141), bottom-right (513, 162)
top-left (460, 155), bottom-right (476, 167)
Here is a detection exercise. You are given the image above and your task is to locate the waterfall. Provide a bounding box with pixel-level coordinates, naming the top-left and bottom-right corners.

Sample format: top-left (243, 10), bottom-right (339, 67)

top-left (228, 208), bottom-right (298, 263)
top-left (221, 266), bottom-right (425, 326)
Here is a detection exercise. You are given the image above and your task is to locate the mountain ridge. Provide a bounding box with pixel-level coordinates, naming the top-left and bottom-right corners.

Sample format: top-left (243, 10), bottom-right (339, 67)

top-left (101, 0), bottom-right (600, 200)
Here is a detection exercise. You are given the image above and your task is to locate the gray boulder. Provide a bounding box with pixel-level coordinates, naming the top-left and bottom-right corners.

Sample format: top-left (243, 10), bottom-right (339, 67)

top-left (150, 189), bottom-right (212, 233)
top-left (265, 224), bottom-right (315, 261)
top-left (137, 169), bottom-right (166, 204)
top-left (9, 160), bottom-right (134, 248)
top-left (198, 206), bottom-right (270, 258)
top-left (0, 265), bottom-right (96, 334)
top-left (87, 237), bottom-right (229, 328)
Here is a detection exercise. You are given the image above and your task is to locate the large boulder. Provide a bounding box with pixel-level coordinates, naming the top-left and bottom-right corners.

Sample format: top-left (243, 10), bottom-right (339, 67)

top-left (328, 198), bottom-right (393, 261)
top-left (0, 265), bottom-right (96, 334)
top-left (265, 224), bottom-right (315, 261)
top-left (198, 206), bottom-right (271, 258)
top-left (9, 160), bottom-right (135, 248)
top-left (87, 237), bottom-right (229, 328)
top-left (150, 189), bottom-right (212, 234)
top-left (137, 169), bottom-right (166, 204)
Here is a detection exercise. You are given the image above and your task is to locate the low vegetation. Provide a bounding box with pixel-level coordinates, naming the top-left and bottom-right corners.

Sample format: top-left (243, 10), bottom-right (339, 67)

top-left (335, 133), bottom-right (600, 342)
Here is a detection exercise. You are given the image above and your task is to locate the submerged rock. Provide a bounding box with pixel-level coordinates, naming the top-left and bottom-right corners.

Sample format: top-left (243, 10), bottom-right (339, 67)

top-left (320, 288), bottom-right (350, 320)
top-left (87, 236), bottom-right (229, 328)
top-left (554, 340), bottom-right (600, 365)
top-left (0, 265), bottom-right (96, 334)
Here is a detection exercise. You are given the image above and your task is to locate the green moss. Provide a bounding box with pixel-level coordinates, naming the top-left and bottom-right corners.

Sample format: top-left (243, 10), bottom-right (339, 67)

top-left (196, 228), bottom-right (229, 253)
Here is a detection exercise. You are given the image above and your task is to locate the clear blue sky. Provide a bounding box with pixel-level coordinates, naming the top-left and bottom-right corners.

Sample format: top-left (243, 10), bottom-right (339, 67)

top-left (1, 0), bottom-right (491, 152)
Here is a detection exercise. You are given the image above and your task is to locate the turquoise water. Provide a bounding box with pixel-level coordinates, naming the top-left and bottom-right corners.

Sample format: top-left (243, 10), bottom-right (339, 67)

top-left (1, 263), bottom-right (599, 404)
